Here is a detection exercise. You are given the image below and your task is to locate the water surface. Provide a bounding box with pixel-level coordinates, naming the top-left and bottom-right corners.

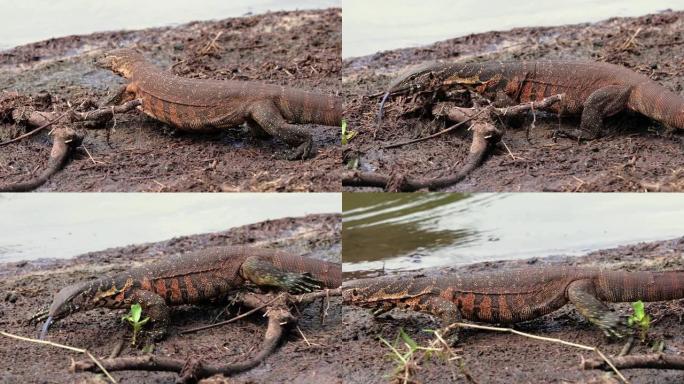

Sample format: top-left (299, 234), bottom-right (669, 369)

top-left (343, 0), bottom-right (683, 58)
top-left (0, 0), bottom-right (339, 50)
top-left (343, 193), bottom-right (684, 272)
top-left (0, 193), bottom-right (340, 262)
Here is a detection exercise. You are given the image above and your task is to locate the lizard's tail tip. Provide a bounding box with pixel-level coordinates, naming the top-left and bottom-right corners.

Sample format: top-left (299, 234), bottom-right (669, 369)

top-left (377, 91), bottom-right (391, 128)
top-left (39, 316), bottom-right (54, 340)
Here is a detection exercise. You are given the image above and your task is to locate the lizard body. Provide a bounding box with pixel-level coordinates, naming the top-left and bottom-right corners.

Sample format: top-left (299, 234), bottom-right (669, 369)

top-left (381, 60), bottom-right (684, 138)
top-left (344, 267), bottom-right (683, 338)
top-left (96, 48), bottom-right (342, 159)
top-left (37, 246), bottom-right (341, 339)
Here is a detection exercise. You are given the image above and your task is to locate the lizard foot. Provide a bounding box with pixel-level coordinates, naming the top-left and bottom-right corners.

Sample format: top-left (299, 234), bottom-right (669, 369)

top-left (143, 324), bottom-right (168, 342)
top-left (284, 140), bottom-right (313, 160)
top-left (436, 326), bottom-right (460, 347)
top-left (596, 311), bottom-right (628, 339)
top-left (553, 127), bottom-right (598, 141)
top-left (28, 307), bottom-right (49, 325)
top-left (279, 272), bottom-right (325, 294)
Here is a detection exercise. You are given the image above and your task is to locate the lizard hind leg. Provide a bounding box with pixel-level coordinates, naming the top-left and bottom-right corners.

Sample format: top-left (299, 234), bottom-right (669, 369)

top-left (125, 289), bottom-right (170, 341)
top-left (240, 256), bottom-right (324, 294)
top-left (566, 279), bottom-right (625, 338)
top-left (558, 85), bottom-right (631, 140)
top-left (248, 100), bottom-right (314, 160)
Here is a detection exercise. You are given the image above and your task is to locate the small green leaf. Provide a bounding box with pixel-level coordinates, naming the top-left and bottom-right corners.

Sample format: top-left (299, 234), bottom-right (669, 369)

top-left (400, 328), bottom-right (418, 351)
top-left (632, 301), bottom-right (645, 320)
top-left (131, 303), bottom-right (143, 322)
top-left (341, 119), bottom-right (357, 145)
top-left (628, 300), bottom-right (651, 342)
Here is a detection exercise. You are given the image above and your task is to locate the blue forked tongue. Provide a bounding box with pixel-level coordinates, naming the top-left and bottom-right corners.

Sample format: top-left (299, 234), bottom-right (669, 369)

top-left (39, 316), bottom-right (54, 340)
top-left (377, 91), bottom-right (391, 128)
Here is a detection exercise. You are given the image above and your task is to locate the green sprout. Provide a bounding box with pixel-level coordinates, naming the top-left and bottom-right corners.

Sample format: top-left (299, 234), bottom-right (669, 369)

top-left (121, 303), bottom-right (149, 345)
top-left (379, 329), bottom-right (446, 383)
top-left (341, 119), bottom-right (357, 145)
top-left (627, 300), bottom-right (651, 341)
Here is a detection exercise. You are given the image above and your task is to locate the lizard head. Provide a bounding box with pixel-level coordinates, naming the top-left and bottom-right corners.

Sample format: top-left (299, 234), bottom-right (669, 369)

top-left (39, 280), bottom-right (101, 339)
top-left (342, 276), bottom-right (398, 306)
top-left (377, 62), bottom-right (451, 128)
top-left (95, 48), bottom-right (145, 78)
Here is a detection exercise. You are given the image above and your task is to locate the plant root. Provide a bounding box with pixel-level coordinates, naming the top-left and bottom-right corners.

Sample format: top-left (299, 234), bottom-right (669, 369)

top-left (583, 353), bottom-right (684, 371)
top-left (70, 289), bottom-right (341, 384)
top-left (343, 94), bottom-right (563, 191)
top-left (0, 98), bottom-right (142, 191)
top-left (342, 120), bottom-right (501, 191)
top-left (0, 127), bottom-right (83, 192)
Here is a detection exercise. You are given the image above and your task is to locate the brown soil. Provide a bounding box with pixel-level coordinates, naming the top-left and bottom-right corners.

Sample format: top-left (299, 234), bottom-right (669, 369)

top-left (343, 10), bottom-right (684, 192)
top-left (341, 236), bottom-right (684, 383)
top-left (0, 8), bottom-right (341, 192)
top-left (0, 213), bottom-right (342, 383)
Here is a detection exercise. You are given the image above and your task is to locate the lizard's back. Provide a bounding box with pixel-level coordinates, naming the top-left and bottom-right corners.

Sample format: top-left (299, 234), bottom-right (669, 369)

top-left (456, 60), bottom-right (684, 127)
top-left (130, 63), bottom-right (340, 129)
top-left (111, 246), bottom-right (339, 305)
top-left (346, 267), bottom-right (684, 324)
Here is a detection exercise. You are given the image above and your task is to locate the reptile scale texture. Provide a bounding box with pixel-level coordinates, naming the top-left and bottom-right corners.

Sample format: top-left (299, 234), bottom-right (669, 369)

top-left (35, 246), bottom-right (341, 340)
top-left (344, 267), bottom-right (684, 338)
top-left (97, 48), bottom-right (343, 159)
top-left (382, 60), bottom-right (684, 138)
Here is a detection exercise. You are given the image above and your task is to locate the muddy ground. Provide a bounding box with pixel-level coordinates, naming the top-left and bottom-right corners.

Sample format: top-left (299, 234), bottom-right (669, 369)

top-left (0, 8), bottom-right (341, 192)
top-left (343, 10), bottom-right (684, 192)
top-left (341, 236), bottom-right (684, 383)
top-left (0, 213), bottom-right (342, 383)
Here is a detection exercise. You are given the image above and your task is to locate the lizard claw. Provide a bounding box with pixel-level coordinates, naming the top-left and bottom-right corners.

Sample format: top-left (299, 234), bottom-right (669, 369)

top-left (284, 140), bottom-right (313, 160)
top-left (282, 273), bottom-right (324, 294)
top-left (597, 312), bottom-right (627, 339)
top-left (28, 307), bottom-right (49, 325)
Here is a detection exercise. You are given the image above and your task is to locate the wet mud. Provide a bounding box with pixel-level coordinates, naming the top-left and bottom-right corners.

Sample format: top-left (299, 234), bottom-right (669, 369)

top-left (341, 236), bottom-right (684, 383)
top-left (0, 8), bottom-right (341, 192)
top-left (343, 10), bottom-right (684, 192)
top-left (0, 214), bottom-right (342, 383)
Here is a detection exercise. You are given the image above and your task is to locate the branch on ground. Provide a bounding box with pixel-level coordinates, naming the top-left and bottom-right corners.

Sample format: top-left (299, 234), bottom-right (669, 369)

top-left (0, 98), bottom-right (141, 191)
top-left (583, 353), bottom-right (684, 371)
top-left (71, 289), bottom-right (340, 383)
top-left (0, 127), bottom-right (83, 192)
top-left (342, 121), bottom-right (501, 191)
top-left (343, 93), bottom-right (563, 191)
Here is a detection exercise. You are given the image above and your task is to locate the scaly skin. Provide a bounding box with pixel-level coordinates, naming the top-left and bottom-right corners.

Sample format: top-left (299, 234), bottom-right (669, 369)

top-left (96, 48), bottom-right (342, 159)
top-left (380, 60), bottom-right (684, 139)
top-left (344, 267), bottom-right (684, 341)
top-left (36, 246), bottom-right (341, 340)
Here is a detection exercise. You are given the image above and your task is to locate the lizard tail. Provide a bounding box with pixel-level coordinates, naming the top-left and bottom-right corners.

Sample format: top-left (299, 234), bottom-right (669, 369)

top-left (280, 88), bottom-right (342, 127)
top-left (39, 316), bottom-right (54, 340)
top-left (377, 91), bottom-right (391, 129)
top-left (627, 82), bottom-right (684, 129)
top-left (598, 270), bottom-right (684, 302)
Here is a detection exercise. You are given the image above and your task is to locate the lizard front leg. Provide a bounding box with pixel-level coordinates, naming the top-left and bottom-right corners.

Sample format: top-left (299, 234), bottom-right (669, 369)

top-left (101, 83), bottom-right (136, 107)
top-left (123, 289), bottom-right (170, 341)
top-left (248, 100), bottom-right (314, 160)
top-left (418, 295), bottom-right (463, 346)
top-left (240, 256), bottom-right (324, 294)
top-left (567, 279), bottom-right (625, 338)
